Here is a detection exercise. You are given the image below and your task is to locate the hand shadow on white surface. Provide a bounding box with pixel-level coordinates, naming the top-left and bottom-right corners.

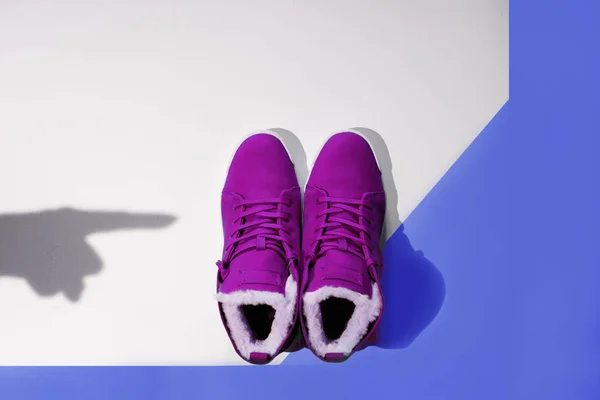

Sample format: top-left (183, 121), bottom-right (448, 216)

top-left (0, 208), bottom-right (176, 302)
top-left (349, 127), bottom-right (445, 350)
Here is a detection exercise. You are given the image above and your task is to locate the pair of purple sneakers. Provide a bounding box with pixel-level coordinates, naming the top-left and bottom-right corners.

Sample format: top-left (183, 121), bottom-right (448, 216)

top-left (216, 131), bottom-right (385, 364)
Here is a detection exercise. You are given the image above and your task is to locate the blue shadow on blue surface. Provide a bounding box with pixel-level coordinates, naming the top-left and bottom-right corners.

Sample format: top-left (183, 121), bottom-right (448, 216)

top-left (378, 225), bottom-right (445, 349)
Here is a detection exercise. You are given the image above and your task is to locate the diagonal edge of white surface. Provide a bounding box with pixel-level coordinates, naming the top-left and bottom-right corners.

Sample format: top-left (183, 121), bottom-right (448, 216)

top-left (0, 1), bottom-right (507, 365)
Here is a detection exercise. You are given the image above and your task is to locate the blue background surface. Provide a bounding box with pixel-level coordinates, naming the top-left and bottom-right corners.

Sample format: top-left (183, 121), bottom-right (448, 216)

top-left (1, 1), bottom-right (599, 398)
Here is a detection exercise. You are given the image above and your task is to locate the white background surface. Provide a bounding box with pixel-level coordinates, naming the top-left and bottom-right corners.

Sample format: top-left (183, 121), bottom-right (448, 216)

top-left (0, 0), bottom-right (507, 365)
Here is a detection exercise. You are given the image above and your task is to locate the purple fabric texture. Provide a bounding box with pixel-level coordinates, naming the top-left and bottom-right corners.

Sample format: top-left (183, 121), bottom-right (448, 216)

top-left (301, 132), bottom-right (385, 361)
top-left (217, 133), bottom-right (301, 365)
top-left (216, 131), bottom-right (385, 364)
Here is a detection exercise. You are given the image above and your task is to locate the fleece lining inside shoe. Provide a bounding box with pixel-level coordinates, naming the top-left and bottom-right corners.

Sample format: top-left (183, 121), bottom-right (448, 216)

top-left (216, 276), bottom-right (297, 359)
top-left (303, 283), bottom-right (382, 357)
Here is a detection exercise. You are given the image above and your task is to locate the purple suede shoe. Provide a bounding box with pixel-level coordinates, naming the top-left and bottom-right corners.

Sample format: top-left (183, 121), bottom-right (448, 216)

top-left (301, 131), bottom-right (385, 362)
top-left (216, 132), bottom-right (301, 365)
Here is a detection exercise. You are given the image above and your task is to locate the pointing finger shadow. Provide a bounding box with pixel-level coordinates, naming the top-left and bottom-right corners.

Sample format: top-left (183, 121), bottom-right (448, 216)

top-left (0, 208), bottom-right (176, 302)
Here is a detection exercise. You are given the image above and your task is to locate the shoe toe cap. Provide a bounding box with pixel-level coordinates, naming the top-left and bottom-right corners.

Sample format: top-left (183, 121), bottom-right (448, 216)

top-left (309, 132), bottom-right (382, 196)
top-left (225, 133), bottom-right (298, 197)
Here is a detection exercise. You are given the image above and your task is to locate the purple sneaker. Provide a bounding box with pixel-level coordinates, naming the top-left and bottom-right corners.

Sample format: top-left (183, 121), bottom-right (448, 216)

top-left (216, 132), bottom-right (301, 365)
top-left (301, 131), bottom-right (385, 362)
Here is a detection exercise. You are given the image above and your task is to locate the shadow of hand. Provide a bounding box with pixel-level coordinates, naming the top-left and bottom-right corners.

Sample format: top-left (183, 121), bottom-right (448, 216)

top-left (0, 208), bottom-right (176, 302)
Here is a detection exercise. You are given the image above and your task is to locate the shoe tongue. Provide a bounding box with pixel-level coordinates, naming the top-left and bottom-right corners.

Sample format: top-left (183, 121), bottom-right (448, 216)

top-left (221, 202), bottom-right (288, 295)
top-left (222, 250), bottom-right (287, 295)
top-left (308, 250), bottom-right (372, 297)
top-left (306, 198), bottom-right (373, 296)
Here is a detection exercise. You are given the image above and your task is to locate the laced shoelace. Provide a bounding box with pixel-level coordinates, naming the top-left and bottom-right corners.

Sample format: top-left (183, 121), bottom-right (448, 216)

top-left (217, 198), bottom-right (294, 278)
top-left (306, 196), bottom-right (378, 276)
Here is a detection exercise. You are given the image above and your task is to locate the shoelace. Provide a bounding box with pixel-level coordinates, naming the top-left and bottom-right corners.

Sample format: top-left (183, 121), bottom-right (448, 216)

top-left (306, 196), bottom-right (378, 276)
top-left (217, 198), bottom-right (294, 278)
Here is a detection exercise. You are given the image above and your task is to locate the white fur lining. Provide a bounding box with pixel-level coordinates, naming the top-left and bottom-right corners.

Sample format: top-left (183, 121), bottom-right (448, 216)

top-left (216, 276), bottom-right (297, 360)
top-left (303, 283), bottom-right (382, 358)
